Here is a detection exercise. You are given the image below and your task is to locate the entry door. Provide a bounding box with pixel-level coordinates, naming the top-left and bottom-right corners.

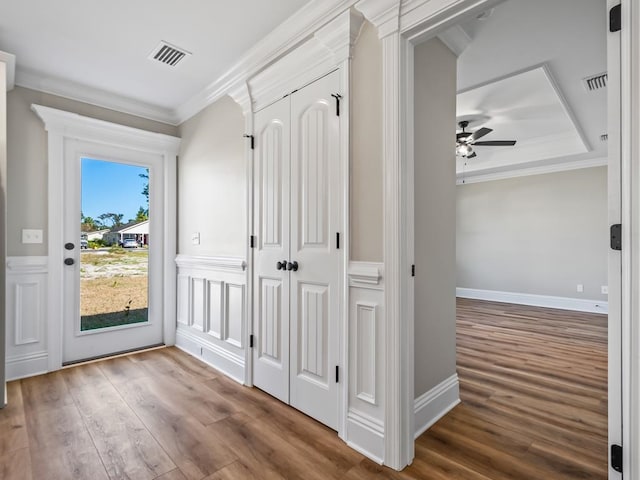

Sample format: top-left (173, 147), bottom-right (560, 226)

top-left (62, 140), bottom-right (164, 364)
top-left (253, 70), bottom-right (342, 430)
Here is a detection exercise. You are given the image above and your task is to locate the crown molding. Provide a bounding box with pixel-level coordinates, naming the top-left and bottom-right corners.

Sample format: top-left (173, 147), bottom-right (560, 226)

top-left (456, 156), bottom-right (608, 185)
top-left (175, 0), bottom-right (359, 123)
top-left (0, 50), bottom-right (16, 91)
top-left (16, 67), bottom-right (179, 125)
top-left (355, 0), bottom-right (401, 38)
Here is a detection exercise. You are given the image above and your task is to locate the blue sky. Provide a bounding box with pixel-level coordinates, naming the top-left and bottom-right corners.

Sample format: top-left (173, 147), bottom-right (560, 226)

top-left (81, 158), bottom-right (149, 223)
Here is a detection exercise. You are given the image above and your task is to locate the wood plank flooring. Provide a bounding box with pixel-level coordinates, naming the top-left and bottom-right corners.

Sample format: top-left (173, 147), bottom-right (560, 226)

top-left (0, 299), bottom-right (607, 479)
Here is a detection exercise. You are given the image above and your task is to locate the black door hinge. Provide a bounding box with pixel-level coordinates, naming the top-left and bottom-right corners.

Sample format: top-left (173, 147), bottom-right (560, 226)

top-left (611, 224), bottom-right (622, 251)
top-left (249, 334), bottom-right (254, 349)
top-left (243, 134), bottom-right (255, 150)
top-left (335, 366), bottom-right (339, 383)
top-left (411, 265), bottom-right (415, 277)
top-left (610, 4), bottom-right (621, 32)
top-left (611, 444), bottom-right (623, 473)
top-left (336, 232), bottom-right (340, 250)
top-left (250, 235), bottom-right (256, 249)
top-left (331, 94), bottom-right (342, 116)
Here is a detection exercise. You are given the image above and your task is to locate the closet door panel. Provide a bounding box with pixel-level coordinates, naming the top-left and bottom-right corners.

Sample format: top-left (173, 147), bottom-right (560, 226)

top-left (252, 98), bottom-right (291, 403)
top-left (289, 70), bottom-right (342, 430)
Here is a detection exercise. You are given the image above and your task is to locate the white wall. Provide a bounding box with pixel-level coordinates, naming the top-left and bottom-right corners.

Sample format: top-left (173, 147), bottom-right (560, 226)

top-left (6, 86), bottom-right (178, 257)
top-left (1, 62), bottom-right (7, 403)
top-left (177, 95), bottom-right (246, 257)
top-left (351, 20), bottom-right (383, 263)
top-left (414, 38), bottom-right (458, 398)
top-left (457, 167), bottom-right (608, 301)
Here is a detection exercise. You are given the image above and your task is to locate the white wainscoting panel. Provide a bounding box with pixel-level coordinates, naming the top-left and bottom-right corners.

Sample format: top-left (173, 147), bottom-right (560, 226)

top-left (6, 256), bottom-right (49, 380)
top-left (175, 255), bottom-right (247, 383)
top-left (346, 261), bottom-right (385, 462)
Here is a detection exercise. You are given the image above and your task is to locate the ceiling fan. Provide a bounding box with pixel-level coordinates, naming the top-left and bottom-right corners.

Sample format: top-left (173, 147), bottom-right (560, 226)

top-left (456, 120), bottom-right (517, 159)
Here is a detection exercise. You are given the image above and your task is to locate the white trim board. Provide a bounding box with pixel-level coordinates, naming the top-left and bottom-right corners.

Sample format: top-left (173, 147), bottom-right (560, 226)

top-left (456, 288), bottom-right (609, 314)
top-left (414, 374), bottom-right (460, 439)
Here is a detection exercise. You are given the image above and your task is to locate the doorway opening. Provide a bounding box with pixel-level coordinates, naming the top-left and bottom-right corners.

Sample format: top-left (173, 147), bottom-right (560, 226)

top-left (411, 0), bottom-right (614, 477)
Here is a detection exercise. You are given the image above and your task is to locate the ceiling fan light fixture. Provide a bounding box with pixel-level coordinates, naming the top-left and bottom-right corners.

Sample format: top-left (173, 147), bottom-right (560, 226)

top-left (456, 143), bottom-right (474, 157)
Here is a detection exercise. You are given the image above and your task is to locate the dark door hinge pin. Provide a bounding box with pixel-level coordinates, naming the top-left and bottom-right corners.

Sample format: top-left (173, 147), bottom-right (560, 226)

top-left (250, 235), bottom-right (256, 249)
top-left (243, 134), bottom-right (255, 150)
top-left (331, 94), bottom-right (342, 116)
top-left (336, 232), bottom-right (340, 250)
top-left (249, 334), bottom-right (254, 349)
top-left (335, 366), bottom-right (339, 383)
top-left (610, 4), bottom-right (621, 32)
top-left (411, 265), bottom-right (415, 277)
top-left (610, 224), bottom-right (622, 251)
top-left (611, 444), bottom-right (622, 473)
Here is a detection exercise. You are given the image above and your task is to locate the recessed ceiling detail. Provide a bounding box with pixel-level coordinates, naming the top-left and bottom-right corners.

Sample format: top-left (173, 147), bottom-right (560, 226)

top-left (149, 41), bottom-right (191, 67)
top-left (456, 65), bottom-right (589, 178)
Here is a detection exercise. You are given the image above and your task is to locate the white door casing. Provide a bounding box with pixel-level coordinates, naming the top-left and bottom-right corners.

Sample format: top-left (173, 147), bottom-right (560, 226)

top-left (32, 104), bottom-right (179, 371)
top-left (252, 70), bottom-right (343, 430)
top-left (61, 140), bottom-right (165, 364)
top-left (253, 96), bottom-right (291, 403)
top-left (289, 70), bottom-right (342, 430)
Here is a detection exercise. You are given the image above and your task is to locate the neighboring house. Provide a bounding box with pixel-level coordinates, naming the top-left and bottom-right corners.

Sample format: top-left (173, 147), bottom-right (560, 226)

top-left (103, 220), bottom-right (149, 246)
top-left (86, 229), bottom-right (110, 241)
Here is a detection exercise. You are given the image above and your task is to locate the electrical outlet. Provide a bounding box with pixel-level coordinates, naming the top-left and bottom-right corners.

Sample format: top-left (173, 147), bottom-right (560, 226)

top-left (192, 232), bottom-right (200, 245)
top-left (577, 284), bottom-right (584, 293)
top-left (601, 285), bottom-right (609, 295)
top-left (22, 229), bottom-right (43, 244)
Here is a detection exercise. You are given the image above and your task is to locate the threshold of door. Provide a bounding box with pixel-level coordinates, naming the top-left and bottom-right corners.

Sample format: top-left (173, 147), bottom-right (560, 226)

top-left (61, 343), bottom-right (166, 368)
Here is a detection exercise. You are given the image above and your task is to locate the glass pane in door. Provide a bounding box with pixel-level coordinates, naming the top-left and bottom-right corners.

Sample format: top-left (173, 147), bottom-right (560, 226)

top-left (80, 158), bottom-right (150, 331)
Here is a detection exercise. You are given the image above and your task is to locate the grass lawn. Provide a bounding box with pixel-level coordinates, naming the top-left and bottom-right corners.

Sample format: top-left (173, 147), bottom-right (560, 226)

top-left (80, 249), bottom-right (149, 330)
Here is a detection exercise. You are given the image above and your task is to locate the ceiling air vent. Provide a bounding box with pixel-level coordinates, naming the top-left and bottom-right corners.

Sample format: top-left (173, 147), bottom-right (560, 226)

top-left (582, 72), bottom-right (608, 92)
top-left (149, 41), bottom-right (191, 67)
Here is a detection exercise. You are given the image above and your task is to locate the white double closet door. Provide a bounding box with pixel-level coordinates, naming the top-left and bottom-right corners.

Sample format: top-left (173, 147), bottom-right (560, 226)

top-left (253, 70), bottom-right (343, 430)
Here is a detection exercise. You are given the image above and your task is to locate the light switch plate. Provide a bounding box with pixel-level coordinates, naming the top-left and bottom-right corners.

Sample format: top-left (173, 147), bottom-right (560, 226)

top-left (22, 229), bottom-right (43, 244)
top-left (192, 232), bottom-right (200, 245)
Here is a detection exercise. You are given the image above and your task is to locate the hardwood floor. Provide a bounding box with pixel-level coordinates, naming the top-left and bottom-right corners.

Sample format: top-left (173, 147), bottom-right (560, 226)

top-left (0, 299), bottom-right (607, 479)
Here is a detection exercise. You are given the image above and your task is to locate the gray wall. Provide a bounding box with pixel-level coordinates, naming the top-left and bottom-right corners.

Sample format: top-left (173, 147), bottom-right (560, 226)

top-left (177, 95), bottom-right (246, 257)
top-left (6, 86), bottom-right (178, 257)
top-left (351, 20), bottom-right (383, 262)
top-left (414, 38), bottom-right (458, 398)
top-left (457, 167), bottom-right (608, 301)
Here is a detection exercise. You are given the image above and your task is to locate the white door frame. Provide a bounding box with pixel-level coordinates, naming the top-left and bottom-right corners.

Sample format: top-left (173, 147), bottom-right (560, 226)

top-left (32, 105), bottom-right (180, 371)
top-left (355, 0), bottom-right (636, 473)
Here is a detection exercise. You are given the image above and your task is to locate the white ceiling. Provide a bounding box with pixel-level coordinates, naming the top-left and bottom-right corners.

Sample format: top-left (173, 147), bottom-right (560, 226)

top-left (450, 0), bottom-right (608, 181)
top-left (0, 0), bottom-right (306, 122)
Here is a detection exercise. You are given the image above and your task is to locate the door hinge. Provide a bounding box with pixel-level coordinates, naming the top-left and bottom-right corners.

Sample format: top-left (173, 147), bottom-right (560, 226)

top-left (335, 365), bottom-right (339, 383)
top-left (610, 4), bottom-right (621, 32)
top-left (336, 232), bottom-right (340, 250)
top-left (611, 444), bottom-right (623, 473)
top-left (249, 334), bottom-right (254, 349)
top-left (411, 264), bottom-right (415, 277)
top-left (250, 235), bottom-right (256, 249)
top-left (331, 93), bottom-right (342, 116)
top-left (610, 224), bottom-right (622, 251)
top-left (243, 134), bottom-right (255, 150)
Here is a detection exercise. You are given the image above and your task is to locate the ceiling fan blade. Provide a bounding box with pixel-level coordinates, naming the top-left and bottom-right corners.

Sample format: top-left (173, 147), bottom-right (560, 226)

top-left (474, 140), bottom-right (517, 146)
top-left (466, 152), bottom-right (477, 159)
top-left (471, 127), bottom-right (493, 142)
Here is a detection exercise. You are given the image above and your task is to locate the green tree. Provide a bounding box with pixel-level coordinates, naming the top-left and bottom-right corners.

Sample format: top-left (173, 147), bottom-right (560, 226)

top-left (134, 206), bottom-right (148, 222)
top-left (140, 169), bottom-right (149, 215)
top-left (98, 212), bottom-right (124, 228)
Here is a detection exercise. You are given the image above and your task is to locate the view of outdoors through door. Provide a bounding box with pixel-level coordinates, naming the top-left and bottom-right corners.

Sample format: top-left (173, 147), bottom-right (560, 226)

top-left (80, 158), bottom-right (150, 331)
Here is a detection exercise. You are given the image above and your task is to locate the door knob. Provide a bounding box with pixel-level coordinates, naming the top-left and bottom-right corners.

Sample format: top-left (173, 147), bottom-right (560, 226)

top-left (276, 260), bottom-right (287, 271)
top-left (64, 258), bottom-right (75, 266)
top-left (287, 261), bottom-right (299, 272)
top-left (65, 242), bottom-right (75, 250)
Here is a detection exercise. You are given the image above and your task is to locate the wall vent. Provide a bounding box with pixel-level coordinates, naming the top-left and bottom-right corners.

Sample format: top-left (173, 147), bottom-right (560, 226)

top-left (582, 72), bottom-right (608, 92)
top-left (149, 41), bottom-right (191, 67)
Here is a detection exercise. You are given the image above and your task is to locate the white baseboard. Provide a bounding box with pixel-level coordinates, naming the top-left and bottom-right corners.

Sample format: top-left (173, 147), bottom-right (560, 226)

top-left (175, 328), bottom-right (245, 384)
top-left (345, 409), bottom-right (385, 464)
top-left (414, 373), bottom-right (460, 439)
top-left (6, 352), bottom-right (49, 381)
top-left (456, 287), bottom-right (609, 314)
